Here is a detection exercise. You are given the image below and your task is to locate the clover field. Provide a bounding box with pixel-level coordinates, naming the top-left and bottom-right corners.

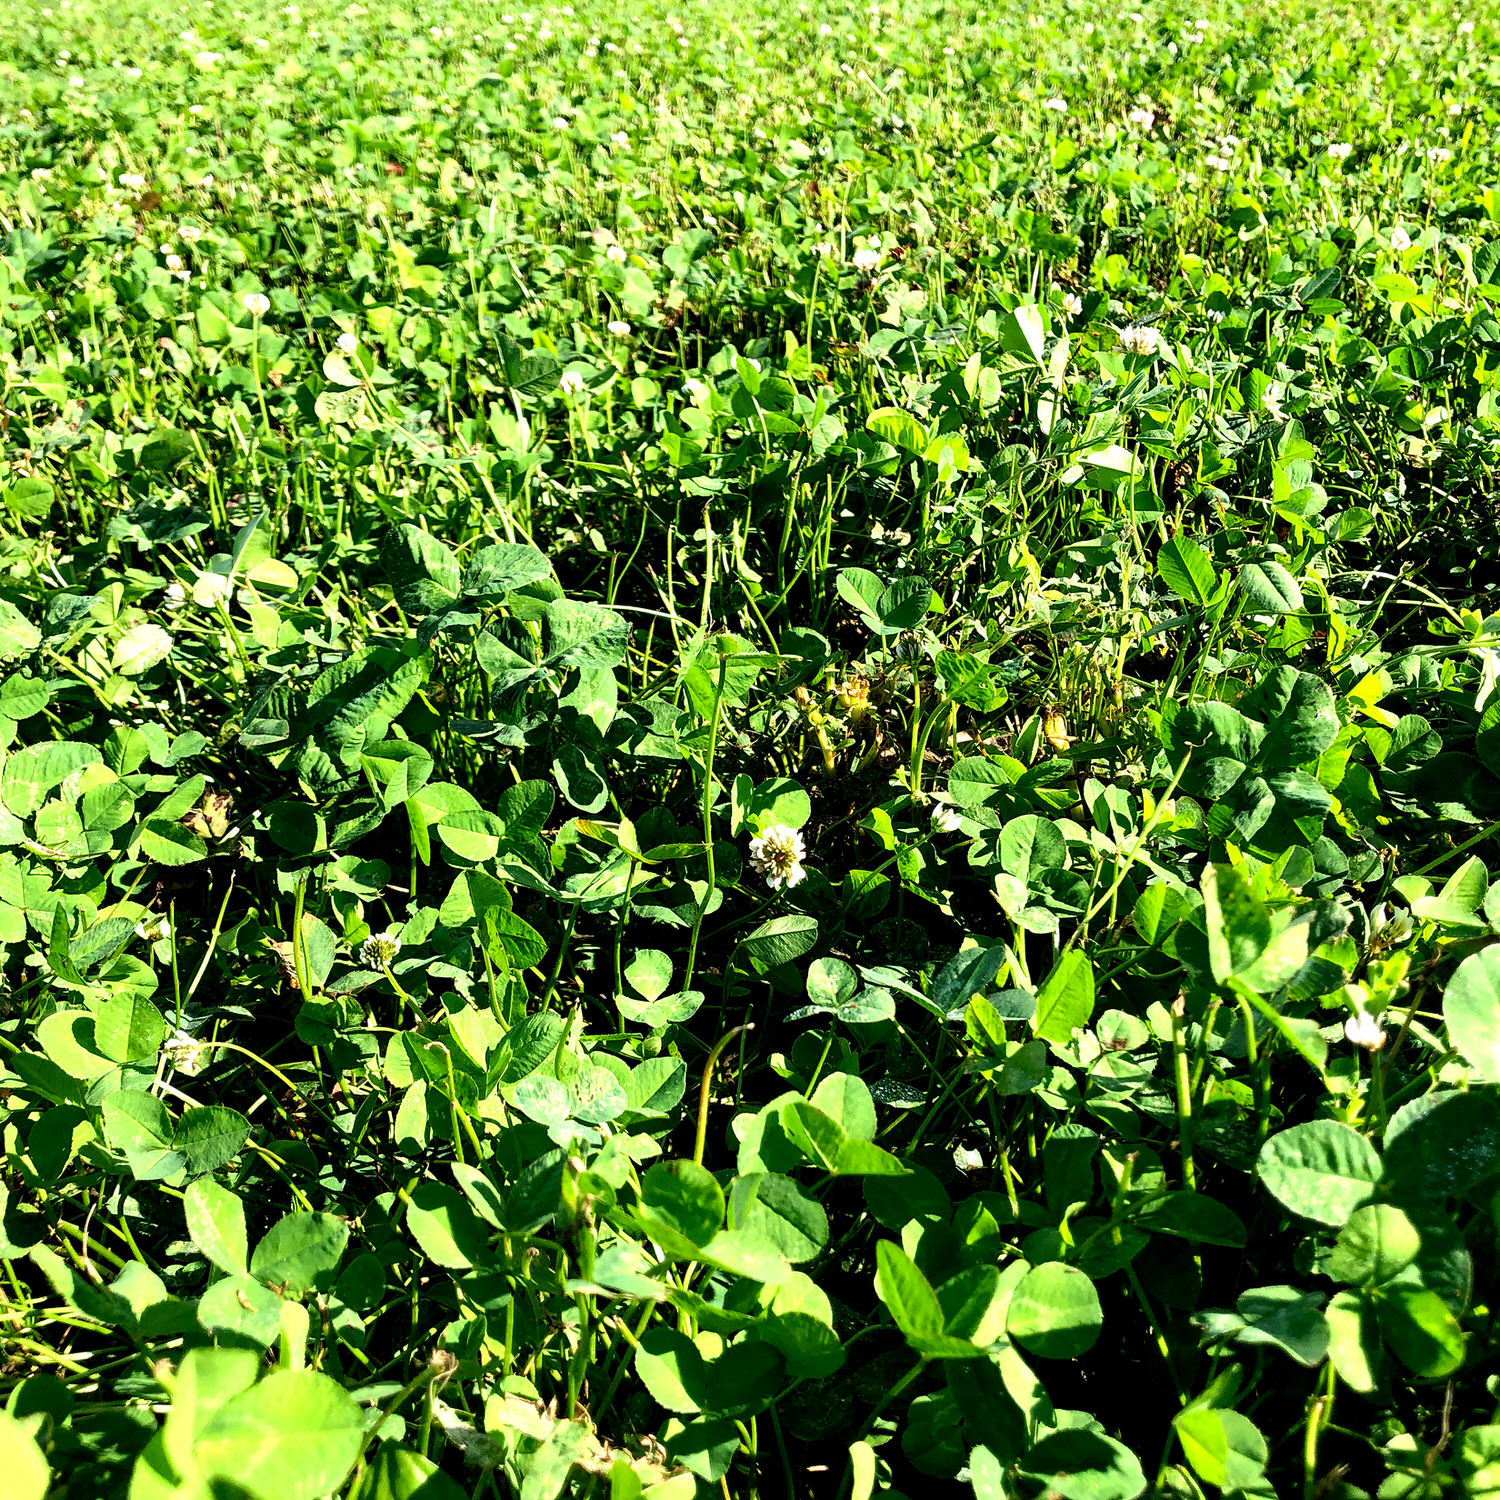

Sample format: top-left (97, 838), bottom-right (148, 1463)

top-left (3, 0), bottom-right (1500, 1497)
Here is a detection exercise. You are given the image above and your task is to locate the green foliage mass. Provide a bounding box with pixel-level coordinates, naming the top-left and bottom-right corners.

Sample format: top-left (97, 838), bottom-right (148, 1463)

top-left (1, 0), bottom-right (1500, 1496)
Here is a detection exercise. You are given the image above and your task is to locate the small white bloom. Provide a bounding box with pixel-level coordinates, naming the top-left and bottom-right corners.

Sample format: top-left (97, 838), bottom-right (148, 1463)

top-left (1062, 291), bottom-right (1083, 318)
top-left (748, 823), bottom-right (808, 890)
top-left (193, 50), bottom-right (222, 66)
top-left (681, 377), bottom-right (709, 402)
top-left (163, 581), bottom-right (187, 610)
top-left (851, 245), bottom-right (882, 271)
top-left (163, 1027), bottom-right (206, 1076)
top-left (607, 319), bottom-right (630, 336)
top-left (1389, 225), bottom-right (1413, 252)
top-left (241, 290), bottom-right (270, 316)
top-left (1427, 146), bottom-right (1451, 163)
top-left (605, 243), bottom-right (628, 263)
top-left (1128, 107), bottom-right (1155, 130)
top-left (252, 37), bottom-right (270, 48)
top-left (1119, 324), bottom-right (1160, 357)
top-left (1344, 1010), bottom-right (1387, 1051)
top-left (178, 224), bottom-right (203, 242)
top-left (1447, 102), bottom-right (1462, 116)
top-left (336, 331), bottom-right (358, 354)
top-left (931, 804), bottom-right (964, 834)
top-left (1326, 141), bottom-right (1352, 160)
top-left (552, 115), bottom-right (570, 129)
top-left (1205, 153), bottom-right (1231, 171)
top-left (165, 253), bottom-right (183, 271)
top-left (121, 171), bottom-right (146, 190)
top-left (609, 129), bottom-right (628, 146)
top-left (69, 75), bottom-right (84, 88)
top-left (818, 22), bottom-right (832, 34)
top-left (135, 915), bottom-right (172, 942)
top-left (360, 929), bottom-right (403, 968)
top-left (1042, 96), bottom-right (1067, 112)
top-left (811, 240), bottom-right (835, 258)
top-left (1458, 19), bottom-right (1474, 33)
top-left (559, 369), bottom-right (586, 395)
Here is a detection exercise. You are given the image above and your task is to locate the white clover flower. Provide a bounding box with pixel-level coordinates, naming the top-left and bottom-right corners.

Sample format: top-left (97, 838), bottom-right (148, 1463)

top-left (1344, 1010), bottom-right (1387, 1051)
top-left (1062, 291), bottom-right (1084, 318)
top-left (931, 804), bottom-right (964, 834)
top-left (1128, 107), bottom-right (1155, 130)
top-left (69, 75), bottom-right (84, 88)
top-left (241, 290), bottom-right (270, 316)
top-left (252, 37), bottom-right (270, 48)
top-left (681, 377), bottom-right (709, 402)
top-left (163, 1028), bottom-right (206, 1076)
top-left (120, 171), bottom-right (146, 190)
top-left (1389, 225), bottom-right (1413, 252)
top-left (1042, 96), bottom-right (1067, 112)
top-left (852, 245), bottom-right (882, 271)
top-left (748, 824), bottom-right (807, 889)
top-left (551, 115), bottom-right (570, 129)
top-left (1204, 307), bottom-right (1225, 324)
top-left (1427, 146), bottom-right (1451, 163)
top-left (811, 240), bottom-right (835, 258)
top-left (1205, 153), bottom-right (1231, 171)
top-left (1119, 324), bottom-right (1160, 357)
top-left (360, 929), bottom-right (403, 968)
top-left (165, 253), bottom-right (183, 271)
top-left (136, 915), bottom-right (172, 942)
top-left (139, 366), bottom-right (155, 380)
top-left (1326, 141), bottom-right (1352, 160)
top-left (559, 370), bottom-right (586, 395)
top-left (193, 50), bottom-right (223, 65)
top-left (126, 66), bottom-right (144, 78)
top-left (1447, 102), bottom-right (1462, 116)
top-left (607, 319), bottom-right (630, 336)
top-left (1458, 19), bottom-right (1474, 33)
top-left (818, 22), bottom-right (833, 34)
top-left (609, 130), bottom-right (628, 146)
top-left (605, 243), bottom-right (628, 263)
top-left (337, 331), bottom-right (358, 354)
top-left (178, 224), bottom-right (203, 242)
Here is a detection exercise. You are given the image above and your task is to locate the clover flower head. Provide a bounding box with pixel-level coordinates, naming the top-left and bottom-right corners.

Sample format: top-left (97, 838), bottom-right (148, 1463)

top-left (607, 319), bottom-right (630, 336)
top-left (1119, 324), bottom-right (1160, 357)
top-left (931, 804), bottom-right (964, 835)
top-left (605, 243), bottom-right (628, 263)
top-left (360, 929), bottom-right (403, 968)
top-left (337, 331), bottom-right (358, 354)
top-left (852, 245), bottom-right (882, 271)
top-left (121, 171), bottom-right (147, 190)
top-left (136, 916), bottom-right (172, 943)
top-left (559, 370), bottom-right (586, 396)
top-left (164, 581), bottom-right (186, 610)
top-left (749, 824), bottom-right (807, 890)
top-left (1326, 141), bottom-right (1353, 160)
top-left (1062, 291), bottom-right (1084, 318)
top-left (241, 291), bottom-right (270, 316)
top-left (1128, 107), bottom-right (1155, 130)
top-left (1042, 96), bottom-right (1067, 112)
top-left (1344, 1010), bottom-right (1387, 1051)
top-left (1390, 225), bottom-right (1413, 252)
top-left (163, 1028), bottom-right (207, 1076)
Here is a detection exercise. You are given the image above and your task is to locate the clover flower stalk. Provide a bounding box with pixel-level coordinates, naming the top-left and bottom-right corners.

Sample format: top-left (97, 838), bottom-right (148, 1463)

top-left (748, 824), bottom-right (807, 890)
top-left (241, 291), bottom-right (272, 429)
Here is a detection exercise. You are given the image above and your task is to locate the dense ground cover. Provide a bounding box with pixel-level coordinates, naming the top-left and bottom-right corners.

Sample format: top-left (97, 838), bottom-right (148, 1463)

top-left (2, 0), bottom-right (1500, 1495)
